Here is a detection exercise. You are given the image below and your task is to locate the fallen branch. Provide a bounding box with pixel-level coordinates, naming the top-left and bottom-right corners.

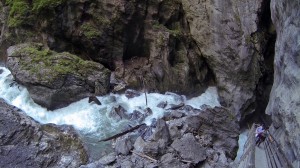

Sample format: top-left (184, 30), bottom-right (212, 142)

top-left (98, 123), bottom-right (146, 142)
top-left (131, 150), bottom-right (157, 162)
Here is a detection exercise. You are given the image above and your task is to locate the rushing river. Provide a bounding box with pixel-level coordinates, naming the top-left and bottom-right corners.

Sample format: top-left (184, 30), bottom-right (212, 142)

top-left (0, 66), bottom-right (222, 160)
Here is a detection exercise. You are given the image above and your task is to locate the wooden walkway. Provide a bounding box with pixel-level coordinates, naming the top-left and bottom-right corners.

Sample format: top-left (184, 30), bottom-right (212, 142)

top-left (237, 124), bottom-right (292, 168)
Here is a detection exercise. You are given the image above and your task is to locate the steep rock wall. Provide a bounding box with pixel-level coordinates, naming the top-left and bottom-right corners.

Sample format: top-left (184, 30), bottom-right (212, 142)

top-left (0, 0), bottom-right (274, 118)
top-left (266, 0), bottom-right (300, 166)
top-left (181, 0), bottom-right (274, 120)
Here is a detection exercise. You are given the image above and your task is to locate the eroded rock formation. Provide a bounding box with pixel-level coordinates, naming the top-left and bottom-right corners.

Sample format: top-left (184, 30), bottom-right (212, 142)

top-left (181, 0), bottom-right (276, 120)
top-left (0, 0), bottom-right (275, 118)
top-left (0, 99), bottom-right (88, 167)
top-left (6, 43), bottom-right (110, 110)
top-left (266, 0), bottom-right (300, 166)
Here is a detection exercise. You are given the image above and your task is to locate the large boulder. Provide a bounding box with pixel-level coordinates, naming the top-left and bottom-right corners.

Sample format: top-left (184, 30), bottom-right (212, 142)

top-left (0, 98), bottom-right (88, 167)
top-left (266, 0), bottom-right (300, 166)
top-left (171, 133), bottom-right (206, 164)
top-left (6, 43), bottom-right (111, 110)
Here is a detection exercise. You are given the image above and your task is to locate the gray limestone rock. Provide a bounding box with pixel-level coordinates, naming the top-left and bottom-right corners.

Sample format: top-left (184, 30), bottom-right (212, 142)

top-left (98, 152), bottom-right (116, 165)
top-left (159, 153), bottom-right (190, 168)
top-left (171, 133), bottom-right (206, 164)
top-left (181, 0), bottom-right (270, 120)
top-left (266, 0), bottom-right (300, 166)
top-left (133, 137), bottom-right (159, 158)
top-left (0, 99), bottom-right (88, 168)
top-left (115, 136), bottom-right (133, 155)
top-left (150, 119), bottom-right (171, 151)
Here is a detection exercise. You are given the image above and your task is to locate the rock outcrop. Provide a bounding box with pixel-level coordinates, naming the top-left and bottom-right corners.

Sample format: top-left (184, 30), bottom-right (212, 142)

top-left (181, 0), bottom-right (275, 120)
top-left (6, 43), bottom-right (110, 110)
top-left (266, 0), bottom-right (300, 166)
top-left (0, 0), bottom-right (275, 120)
top-left (0, 98), bottom-right (88, 167)
top-left (81, 105), bottom-right (240, 168)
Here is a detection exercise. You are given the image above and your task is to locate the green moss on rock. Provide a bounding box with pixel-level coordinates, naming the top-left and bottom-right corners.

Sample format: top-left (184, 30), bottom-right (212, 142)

top-left (6, 0), bottom-right (67, 27)
top-left (12, 43), bottom-right (104, 81)
top-left (152, 21), bottom-right (182, 38)
top-left (6, 0), bottom-right (30, 27)
top-left (32, 0), bottom-right (67, 13)
top-left (80, 23), bottom-right (102, 39)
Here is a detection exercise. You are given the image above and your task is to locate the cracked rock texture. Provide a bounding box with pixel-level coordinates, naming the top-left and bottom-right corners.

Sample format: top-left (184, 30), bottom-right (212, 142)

top-left (0, 0), bottom-right (274, 119)
top-left (0, 98), bottom-right (88, 167)
top-left (266, 0), bottom-right (300, 166)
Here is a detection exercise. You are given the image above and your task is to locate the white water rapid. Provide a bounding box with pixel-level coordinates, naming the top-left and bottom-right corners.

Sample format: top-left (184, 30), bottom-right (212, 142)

top-left (0, 66), bottom-right (221, 160)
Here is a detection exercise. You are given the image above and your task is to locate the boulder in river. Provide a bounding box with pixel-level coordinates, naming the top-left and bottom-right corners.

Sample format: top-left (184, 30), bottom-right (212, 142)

top-left (88, 96), bottom-right (102, 105)
top-left (6, 43), bottom-right (111, 110)
top-left (125, 89), bottom-right (141, 99)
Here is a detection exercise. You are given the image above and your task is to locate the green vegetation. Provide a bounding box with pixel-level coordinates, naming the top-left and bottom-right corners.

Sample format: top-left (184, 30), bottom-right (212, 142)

top-left (94, 14), bottom-right (110, 26)
top-left (32, 0), bottom-right (67, 13)
top-left (13, 44), bottom-right (95, 80)
top-left (80, 23), bottom-right (102, 39)
top-left (6, 0), bottom-right (67, 27)
top-left (6, 0), bottom-right (30, 27)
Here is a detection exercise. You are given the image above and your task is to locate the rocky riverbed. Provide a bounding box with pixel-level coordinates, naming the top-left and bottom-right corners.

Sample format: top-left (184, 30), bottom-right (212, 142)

top-left (0, 95), bottom-right (239, 167)
top-left (87, 105), bottom-right (239, 168)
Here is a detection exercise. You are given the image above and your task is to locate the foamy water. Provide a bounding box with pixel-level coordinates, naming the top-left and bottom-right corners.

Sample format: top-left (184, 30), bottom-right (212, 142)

top-left (0, 66), bottom-right (221, 159)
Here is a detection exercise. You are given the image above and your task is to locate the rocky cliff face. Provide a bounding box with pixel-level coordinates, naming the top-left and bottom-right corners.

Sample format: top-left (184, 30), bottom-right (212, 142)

top-left (0, 99), bottom-right (88, 167)
top-left (0, 0), bottom-right (274, 118)
top-left (181, 0), bottom-right (275, 120)
top-left (266, 0), bottom-right (300, 166)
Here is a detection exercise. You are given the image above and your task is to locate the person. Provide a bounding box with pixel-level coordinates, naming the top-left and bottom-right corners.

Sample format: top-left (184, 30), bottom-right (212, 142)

top-left (255, 124), bottom-right (264, 137)
top-left (255, 125), bottom-right (269, 147)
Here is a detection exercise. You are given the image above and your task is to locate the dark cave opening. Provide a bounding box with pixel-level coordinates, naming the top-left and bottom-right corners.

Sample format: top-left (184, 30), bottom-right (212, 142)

top-left (122, 13), bottom-right (148, 62)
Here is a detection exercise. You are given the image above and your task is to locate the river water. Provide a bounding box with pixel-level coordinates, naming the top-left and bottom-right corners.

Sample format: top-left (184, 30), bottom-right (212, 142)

top-left (0, 66), bottom-right (223, 160)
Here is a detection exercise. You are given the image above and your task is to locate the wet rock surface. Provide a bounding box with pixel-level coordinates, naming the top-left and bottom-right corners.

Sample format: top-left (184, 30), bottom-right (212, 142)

top-left (6, 43), bottom-right (110, 110)
top-left (0, 99), bottom-right (88, 168)
top-left (81, 105), bottom-right (239, 168)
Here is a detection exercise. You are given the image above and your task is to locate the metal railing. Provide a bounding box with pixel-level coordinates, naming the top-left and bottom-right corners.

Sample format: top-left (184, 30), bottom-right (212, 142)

top-left (263, 131), bottom-right (292, 168)
top-left (237, 124), bottom-right (292, 168)
top-left (238, 124), bottom-right (256, 168)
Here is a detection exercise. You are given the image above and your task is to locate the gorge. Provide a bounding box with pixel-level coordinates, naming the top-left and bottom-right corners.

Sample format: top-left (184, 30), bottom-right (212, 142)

top-left (0, 0), bottom-right (299, 167)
